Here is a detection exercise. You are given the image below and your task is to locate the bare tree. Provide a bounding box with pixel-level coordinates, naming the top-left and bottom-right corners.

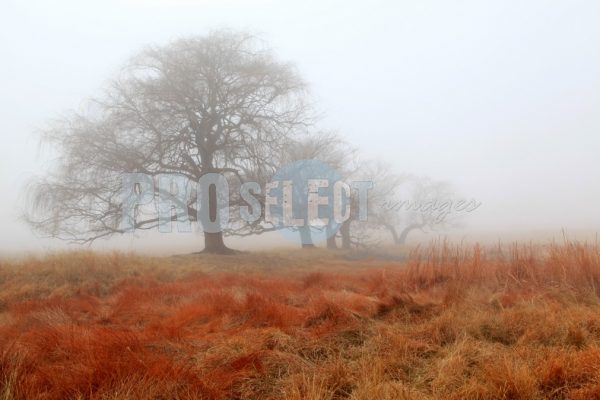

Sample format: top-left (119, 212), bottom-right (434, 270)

top-left (370, 174), bottom-right (463, 245)
top-left (24, 31), bottom-right (311, 254)
top-left (339, 160), bottom-right (404, 248)
top-left (337, 160), bottom-right (469, 248)
top-left (275, 131), bottom-right (357, 248)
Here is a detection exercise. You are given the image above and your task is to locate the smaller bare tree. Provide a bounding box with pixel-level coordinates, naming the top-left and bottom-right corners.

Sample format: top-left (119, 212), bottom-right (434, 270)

top-left (277, 131), bottom-right (357, 248)
top-left (341, 165), bottom-right (471, 247)
top-left (376, 175), bottom-right (470, 245)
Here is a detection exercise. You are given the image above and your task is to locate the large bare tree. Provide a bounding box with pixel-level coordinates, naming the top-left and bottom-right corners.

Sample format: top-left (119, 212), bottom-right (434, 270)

top-left (24, 31), bottom-right (311, 254)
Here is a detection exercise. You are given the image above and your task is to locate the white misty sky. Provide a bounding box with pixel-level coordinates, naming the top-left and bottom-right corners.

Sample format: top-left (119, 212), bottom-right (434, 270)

top-left (1, 0), bottom-right (600, 253)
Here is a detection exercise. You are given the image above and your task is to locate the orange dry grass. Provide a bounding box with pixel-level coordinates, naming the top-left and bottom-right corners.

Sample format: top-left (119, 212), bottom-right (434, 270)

top-left (1, 243), bottom-right (600, 399)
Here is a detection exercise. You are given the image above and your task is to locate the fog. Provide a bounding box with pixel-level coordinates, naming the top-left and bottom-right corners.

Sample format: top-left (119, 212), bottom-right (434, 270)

top-left (1, 0), bottom-right (600, 254)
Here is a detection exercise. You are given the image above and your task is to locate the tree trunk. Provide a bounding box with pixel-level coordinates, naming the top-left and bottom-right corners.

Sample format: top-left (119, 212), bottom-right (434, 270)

top-left (201, 178), bottom-right (235, 254)
top-left (340, 220), bottom-right (351, 249)
top-left (385, 224), bottom-right (400, 245)
top-left (203, 231), bottom-right (235, 254)
top-left (394, 223), bottom-right (425, 245)
top-left (299, 226), bottom-right (315, 248)
top-left (326, 225), bottom-right (338, 249)
top-left (326, 235), bottom-right (338, 249)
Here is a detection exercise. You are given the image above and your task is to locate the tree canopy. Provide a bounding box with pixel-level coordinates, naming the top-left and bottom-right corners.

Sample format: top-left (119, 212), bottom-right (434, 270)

top-left (25, 31), bottom-right (311, 253)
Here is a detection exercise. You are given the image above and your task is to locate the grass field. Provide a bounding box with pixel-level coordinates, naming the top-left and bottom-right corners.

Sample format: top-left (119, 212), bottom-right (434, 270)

top-left (2, 242), bottom-right (600, 399)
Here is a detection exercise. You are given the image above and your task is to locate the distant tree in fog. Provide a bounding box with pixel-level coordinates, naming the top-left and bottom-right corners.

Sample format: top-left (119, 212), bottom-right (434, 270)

top-left (24, 31), bottom-right (311, 254)
top-left (211, 131), bottom-right (356, 249)
top-left (339, 160), bottom-right (404, 248)
top-left (377, 176), bottom-right (462, 245)
top-left (279, 131), bottom-right (357, 248)
top-left (341, 166), bottom-right (465, 247)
